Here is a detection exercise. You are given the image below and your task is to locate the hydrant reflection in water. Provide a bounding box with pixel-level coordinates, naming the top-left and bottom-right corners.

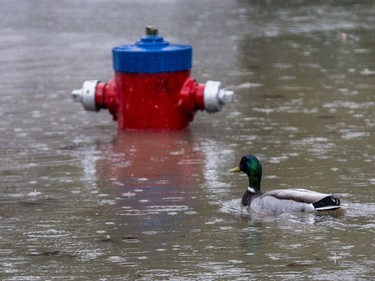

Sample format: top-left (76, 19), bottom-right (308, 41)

top-left (72, 26), bottom-right (233, 130)
top-left (95, 131), bottom-right (205, 217)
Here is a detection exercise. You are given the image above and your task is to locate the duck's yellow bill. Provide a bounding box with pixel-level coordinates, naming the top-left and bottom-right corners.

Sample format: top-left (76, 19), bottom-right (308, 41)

top-left (230, 166), bottom-right (241, 173)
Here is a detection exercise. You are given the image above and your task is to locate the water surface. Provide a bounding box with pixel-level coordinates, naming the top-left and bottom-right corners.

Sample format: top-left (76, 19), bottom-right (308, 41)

top-left (0, 0), bottom-right (374, 280)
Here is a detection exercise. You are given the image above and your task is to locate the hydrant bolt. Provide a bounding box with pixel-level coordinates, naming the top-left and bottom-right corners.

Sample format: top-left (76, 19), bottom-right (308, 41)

top-left (145, 25), bottom-right (158, 36)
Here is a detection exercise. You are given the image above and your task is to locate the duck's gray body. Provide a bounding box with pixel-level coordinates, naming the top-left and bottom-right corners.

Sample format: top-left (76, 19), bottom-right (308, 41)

top-left (244, 188), bottom-right (336, 215)
top-left (232, 154), bottom-right (342, 216)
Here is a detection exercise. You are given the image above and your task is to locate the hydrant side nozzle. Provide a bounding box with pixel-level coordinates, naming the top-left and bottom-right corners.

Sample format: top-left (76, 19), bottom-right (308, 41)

top-left (100, 79), bottom-right (119, 121)
top-left (71, 80), bottom-right (99, 111)
top-left (179, 77), bottom-right (205, 112)
top-left (204, 80), bottom-right (234, 113)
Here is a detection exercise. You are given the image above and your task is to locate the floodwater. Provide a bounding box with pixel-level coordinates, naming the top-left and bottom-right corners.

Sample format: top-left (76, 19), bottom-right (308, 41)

top-left (1, 0), bottom-right (374, 280)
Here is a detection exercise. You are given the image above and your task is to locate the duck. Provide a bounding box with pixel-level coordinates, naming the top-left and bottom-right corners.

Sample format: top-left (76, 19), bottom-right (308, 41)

top-left (230, 154), bottom-right (341, 215)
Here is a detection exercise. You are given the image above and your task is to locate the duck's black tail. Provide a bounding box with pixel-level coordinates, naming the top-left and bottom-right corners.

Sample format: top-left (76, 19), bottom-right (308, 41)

top-left (313, 196), bottom-right (341, 211)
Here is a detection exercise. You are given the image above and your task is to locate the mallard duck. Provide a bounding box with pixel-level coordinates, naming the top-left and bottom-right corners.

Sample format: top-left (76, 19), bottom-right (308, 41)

top-left (230, 154), bottom-right (341, 215)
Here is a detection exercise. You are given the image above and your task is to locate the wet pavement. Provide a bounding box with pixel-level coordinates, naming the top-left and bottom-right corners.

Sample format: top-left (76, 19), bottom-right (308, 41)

top-left (1, 0), bottom-right (375, 280)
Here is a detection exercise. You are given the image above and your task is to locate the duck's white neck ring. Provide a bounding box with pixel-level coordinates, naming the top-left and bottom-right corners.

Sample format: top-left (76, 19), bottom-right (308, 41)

top-left (247, 187), bottom-right (256, 193)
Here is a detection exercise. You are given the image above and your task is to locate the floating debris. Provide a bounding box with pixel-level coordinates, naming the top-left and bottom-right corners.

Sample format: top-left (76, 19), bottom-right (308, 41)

top-left (285, 261), bottom-right (314, 268)
top-left (337, 32), bottom-right (348, 42)
top-left (122, 235), bottom-right (141, 243)
top-left (27, 250), bottom-right (76, 258)
top-left (97, 235), bottom-right (113, 242)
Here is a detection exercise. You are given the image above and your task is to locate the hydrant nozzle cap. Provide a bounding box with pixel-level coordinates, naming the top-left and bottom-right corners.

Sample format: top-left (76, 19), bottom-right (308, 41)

top-left (71, 80), bottom-right (99, 111)
top-left (204, 81), bottom-right (234, 113)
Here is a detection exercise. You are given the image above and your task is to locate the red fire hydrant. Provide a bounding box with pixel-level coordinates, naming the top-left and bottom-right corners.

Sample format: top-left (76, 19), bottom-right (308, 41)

top-left (72, 26), bottom-right (233, 130)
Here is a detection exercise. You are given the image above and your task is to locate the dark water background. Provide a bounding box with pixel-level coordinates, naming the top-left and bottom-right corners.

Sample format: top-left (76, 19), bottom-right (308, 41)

top-left (0, 0), bottom-right (374, 280)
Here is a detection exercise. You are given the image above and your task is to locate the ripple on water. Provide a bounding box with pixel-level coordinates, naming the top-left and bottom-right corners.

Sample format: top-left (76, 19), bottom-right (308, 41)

top-left (119, 204), bottom-right (191, 216)
top-left (291, 137), bottom-right (336, 157)
top-left (25, 229), bottom-right (70, 239)
top-left (341, 131), bottom-right (370, 140)
top-left (346, 202), bottom-right (375, 219)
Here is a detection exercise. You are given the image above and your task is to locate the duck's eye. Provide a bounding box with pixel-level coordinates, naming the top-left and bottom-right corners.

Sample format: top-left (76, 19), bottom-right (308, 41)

top-left (240, 159), bottom-right (247, 171)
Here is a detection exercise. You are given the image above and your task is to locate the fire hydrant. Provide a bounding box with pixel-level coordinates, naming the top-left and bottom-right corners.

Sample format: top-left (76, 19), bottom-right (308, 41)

top-left (72, 26), bottom-right (233, 130)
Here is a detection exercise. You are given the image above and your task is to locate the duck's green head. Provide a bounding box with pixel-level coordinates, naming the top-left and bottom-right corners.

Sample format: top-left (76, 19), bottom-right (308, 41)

top-left (230, 154), bottom-right (262, 192)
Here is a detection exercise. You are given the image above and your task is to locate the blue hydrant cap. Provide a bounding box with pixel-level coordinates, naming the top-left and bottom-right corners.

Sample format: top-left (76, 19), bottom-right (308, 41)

top-left (112, 30), bottom-right (192, 73)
